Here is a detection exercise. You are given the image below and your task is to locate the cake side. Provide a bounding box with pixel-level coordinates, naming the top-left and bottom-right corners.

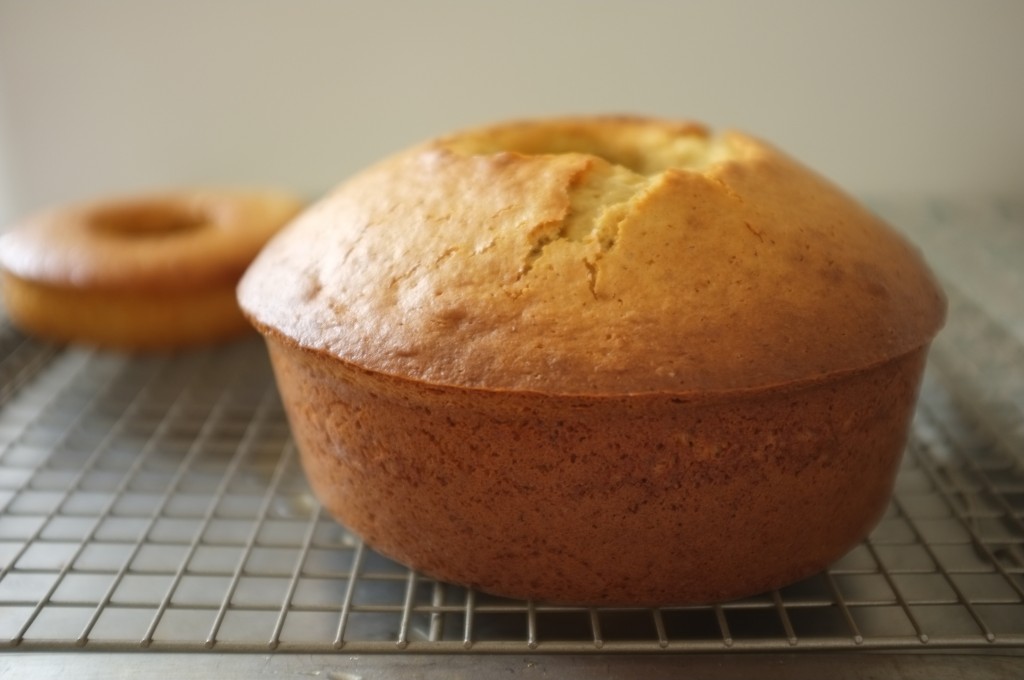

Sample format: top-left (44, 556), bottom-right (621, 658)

top-left (266, 335), bottom-right (928, 604)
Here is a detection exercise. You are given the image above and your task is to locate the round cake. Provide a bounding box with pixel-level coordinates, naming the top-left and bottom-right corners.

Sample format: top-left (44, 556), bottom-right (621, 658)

top-left (0, 189), bottom-right (302, 350)
top-left (238, 116), bottom-right (946, 604)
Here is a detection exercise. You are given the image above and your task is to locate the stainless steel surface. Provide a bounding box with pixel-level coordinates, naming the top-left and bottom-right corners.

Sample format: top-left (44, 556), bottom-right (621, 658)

top-left (0, 197), bottom-right (1022, 676)
top-left (3, 652), bottom-right (1024, 680)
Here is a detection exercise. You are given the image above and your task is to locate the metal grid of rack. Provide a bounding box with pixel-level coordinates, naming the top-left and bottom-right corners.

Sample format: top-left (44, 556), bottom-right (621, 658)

top-left (0, 198), bottom-right (1022, 663)
top-left (0, 333), bottom-right (1021, 654)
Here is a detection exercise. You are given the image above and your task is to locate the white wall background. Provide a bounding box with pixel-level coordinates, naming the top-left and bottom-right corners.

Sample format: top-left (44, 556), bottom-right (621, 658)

top-left (1, 0), bottom-right (1022, 224)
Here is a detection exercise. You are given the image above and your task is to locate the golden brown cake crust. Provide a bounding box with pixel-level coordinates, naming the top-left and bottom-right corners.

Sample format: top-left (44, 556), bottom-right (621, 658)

top-left (238, 116), bottom-right (946, 395)
top-left (237, 116), bottom-right (948, 604)
top-left (0, 188), bottom-right (303, 349)
top-left (269, 336), bottom-right (928, 605)
top-left (1, 189), bottom-right (302, 292)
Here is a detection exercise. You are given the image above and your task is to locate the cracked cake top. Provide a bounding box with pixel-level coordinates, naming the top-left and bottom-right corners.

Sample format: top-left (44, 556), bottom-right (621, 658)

top-left (237, 116), bottom-right (946, 395)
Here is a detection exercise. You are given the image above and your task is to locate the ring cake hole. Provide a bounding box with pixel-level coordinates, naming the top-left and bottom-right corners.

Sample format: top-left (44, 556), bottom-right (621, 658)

top-left (90, 203), bottom-right (207, 238)
top-left (444, 120), bottom-right (731, 175)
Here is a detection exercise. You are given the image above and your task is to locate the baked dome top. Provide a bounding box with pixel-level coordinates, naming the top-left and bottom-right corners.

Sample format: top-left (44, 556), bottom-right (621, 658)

top-left (238, 116), bottom-right (946, 395)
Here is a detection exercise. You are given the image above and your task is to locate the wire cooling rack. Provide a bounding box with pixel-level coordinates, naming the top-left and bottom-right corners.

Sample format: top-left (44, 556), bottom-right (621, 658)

top-left (0, 198), bottom-right (1022, 665)
top-left (0, 329), bottom-right (1021, 655)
